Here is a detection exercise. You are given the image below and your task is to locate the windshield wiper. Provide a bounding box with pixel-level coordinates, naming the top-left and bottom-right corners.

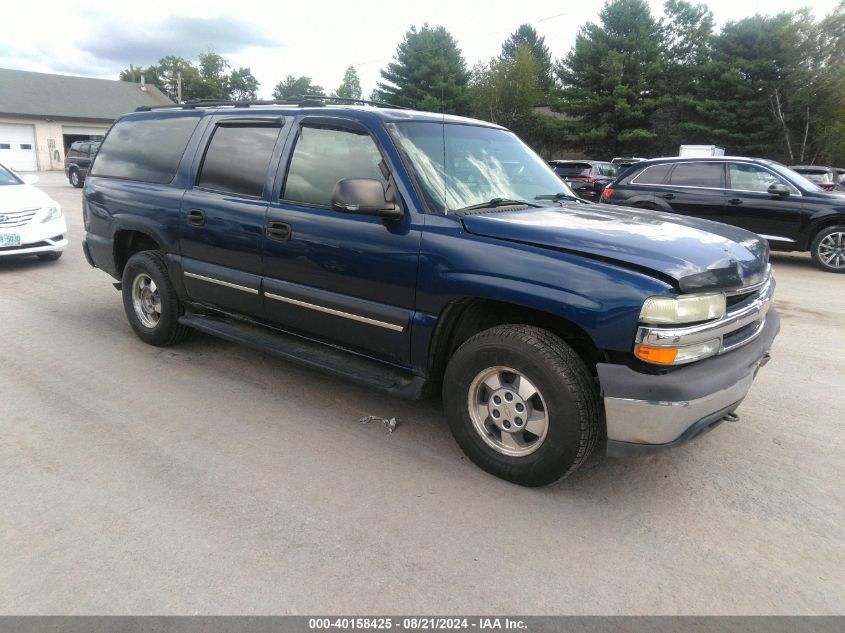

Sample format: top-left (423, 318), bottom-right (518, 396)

top-left (456, 198), bottom-right (542, 212)
top-left (535, 192), bottom-right (582, 203)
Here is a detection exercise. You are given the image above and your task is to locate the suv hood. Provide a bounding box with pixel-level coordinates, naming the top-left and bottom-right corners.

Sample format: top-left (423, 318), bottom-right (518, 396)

top-left (460, 203), bottom-right (769, 292)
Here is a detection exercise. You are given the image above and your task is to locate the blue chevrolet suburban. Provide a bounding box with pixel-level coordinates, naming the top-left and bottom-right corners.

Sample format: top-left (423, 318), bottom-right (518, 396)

top-left (81, 98), bottom-right (779, 486)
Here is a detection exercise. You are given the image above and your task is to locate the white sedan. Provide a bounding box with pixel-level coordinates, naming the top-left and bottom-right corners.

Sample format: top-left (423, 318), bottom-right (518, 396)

top-left (0, 164), bottom-right (67, 261)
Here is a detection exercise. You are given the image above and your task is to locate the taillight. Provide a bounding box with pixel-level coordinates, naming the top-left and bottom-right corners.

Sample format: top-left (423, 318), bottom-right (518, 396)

top-left (574, 176), bottom-right (597, 183)
top-left (600, 187), bottom-right (614, 202)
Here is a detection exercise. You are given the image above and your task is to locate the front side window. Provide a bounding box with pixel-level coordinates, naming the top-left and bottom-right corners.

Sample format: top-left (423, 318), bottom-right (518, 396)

top-left (198, 125), bottom-right (280, 197)
top-left (728, 163), bottom-right (789, 193)
top-left (668, 162), bottom-right (724, 188)
top-left (91, 114), bottom-right (201, 183)
top-left (389, 122), bottom-right (567, 212)
top-left (282, 125), bottom-right (387, 207)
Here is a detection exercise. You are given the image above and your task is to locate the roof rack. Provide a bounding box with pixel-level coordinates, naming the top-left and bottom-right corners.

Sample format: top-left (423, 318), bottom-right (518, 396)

top-left (135, 95), bottom-right (408, 112)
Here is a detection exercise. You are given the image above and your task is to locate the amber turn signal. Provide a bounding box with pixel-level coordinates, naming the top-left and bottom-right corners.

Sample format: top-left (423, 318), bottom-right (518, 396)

top-left (635, 345), bottom-right (679, 364)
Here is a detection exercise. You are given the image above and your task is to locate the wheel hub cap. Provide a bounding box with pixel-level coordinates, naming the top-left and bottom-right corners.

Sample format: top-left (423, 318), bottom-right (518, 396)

top-left (467, 366), bottom-right (549, 457)
top-left (131, 273), bottom-right (161, 329)
top-left (819, 232), bottom-right (845, 269)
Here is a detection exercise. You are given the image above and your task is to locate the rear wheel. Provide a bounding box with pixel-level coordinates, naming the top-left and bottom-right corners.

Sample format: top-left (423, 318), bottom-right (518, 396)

top-left (811, 226), bottom-right (845, 273)
top-left (442, 325), bottom-right (600, 487)
top-left (69, 169), bottom-right (82, 188)
top-left (121, 250), bottom-right (191, 346)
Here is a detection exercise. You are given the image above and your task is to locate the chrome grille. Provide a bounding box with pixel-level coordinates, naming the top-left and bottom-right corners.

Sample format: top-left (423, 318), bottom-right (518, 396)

top-left (0, 208), bottom-right (38, 228)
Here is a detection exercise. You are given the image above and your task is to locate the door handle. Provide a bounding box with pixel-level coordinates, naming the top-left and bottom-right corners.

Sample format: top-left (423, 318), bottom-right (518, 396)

top-left (186, 208), bottom-right (206, 226)
top-left (266, 221), bottom-right (292, 241)
top-left (728, 198), bottom-right (743, 205)
top-left (661, 193), bottom-right (675, 200)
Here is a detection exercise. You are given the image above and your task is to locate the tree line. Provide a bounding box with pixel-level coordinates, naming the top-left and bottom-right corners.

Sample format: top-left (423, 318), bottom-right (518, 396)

top-left (120, 0), bottom-right (845, 164)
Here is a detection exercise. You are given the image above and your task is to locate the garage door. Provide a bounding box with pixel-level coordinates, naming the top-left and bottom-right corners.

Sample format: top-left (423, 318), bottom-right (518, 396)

top-left (0, 123), bottom-right (38, 171)
top-left (62, 125), bottom-right (109, 137)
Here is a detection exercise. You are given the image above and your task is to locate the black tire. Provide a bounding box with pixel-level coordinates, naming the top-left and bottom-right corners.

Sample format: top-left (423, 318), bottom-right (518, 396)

top-left (121, 250), bottom-right (191, 346)
top-left (69, 169), bottom-right (82, 188)
top-left (810, 225), bottom-right (845, 273)
top-left (442, 325), bottom-right (600, 487)
top-left (36, 251), bottom-right (63, 261)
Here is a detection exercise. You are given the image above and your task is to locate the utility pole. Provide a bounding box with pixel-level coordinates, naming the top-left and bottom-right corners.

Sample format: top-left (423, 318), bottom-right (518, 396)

top-left (177, 72), bottom-right (183, 102)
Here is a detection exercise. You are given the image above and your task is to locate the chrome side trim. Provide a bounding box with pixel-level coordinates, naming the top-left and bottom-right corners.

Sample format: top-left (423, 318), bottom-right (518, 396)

top-left (758, 234), bottom-right (796, 243)
top-left (184, 272), bottom-right (259, 295)
top-left (628, 160), bottom-right (803, 196)
top-left (636, 274), bottom-right (775, 352)
top-left (264, 292), bottom-right (405, 332)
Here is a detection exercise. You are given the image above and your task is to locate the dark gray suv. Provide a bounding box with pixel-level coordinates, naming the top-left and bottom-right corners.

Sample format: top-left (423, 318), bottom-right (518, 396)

top-left (64, 141), bottom-right (100, 188)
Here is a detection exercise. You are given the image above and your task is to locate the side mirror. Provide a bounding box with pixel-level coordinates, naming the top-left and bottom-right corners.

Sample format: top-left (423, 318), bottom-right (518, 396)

top-left (768, 183), bottom-right (790, 197)
top-left (331, 178), bottom-right (402, 220)
top-left (21, 174), bottom-right (39, 185)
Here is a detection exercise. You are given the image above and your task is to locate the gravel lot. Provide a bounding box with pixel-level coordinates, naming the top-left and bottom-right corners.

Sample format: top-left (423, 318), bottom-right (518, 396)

top-left (1, 171), bottom-right (843, 615)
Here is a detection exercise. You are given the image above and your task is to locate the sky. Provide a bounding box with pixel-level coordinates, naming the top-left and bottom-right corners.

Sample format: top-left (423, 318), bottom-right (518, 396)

top-left (0, 0), bottom-right (841, 100)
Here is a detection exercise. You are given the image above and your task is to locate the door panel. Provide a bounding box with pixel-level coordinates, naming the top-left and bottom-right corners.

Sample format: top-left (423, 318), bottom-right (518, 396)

top-left (661, 161), bottom-right (726, 219)
top-left (723, 162), bottom-right (804, 243)
top-left (263, 118), bottom-right (421, 366)
top-left (178, 118), bottom-right (283, 317)
top-left (179, 189), bottom-right (267, 316)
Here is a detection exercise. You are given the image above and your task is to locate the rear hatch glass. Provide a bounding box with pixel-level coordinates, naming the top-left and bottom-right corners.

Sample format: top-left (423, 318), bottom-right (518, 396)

top-left (552, 163), bottom-right (592, 177)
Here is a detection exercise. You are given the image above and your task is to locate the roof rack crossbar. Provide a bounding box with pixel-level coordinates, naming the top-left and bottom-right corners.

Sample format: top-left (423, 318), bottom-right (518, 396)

top-left (135, 95), bottom-right (408, 112)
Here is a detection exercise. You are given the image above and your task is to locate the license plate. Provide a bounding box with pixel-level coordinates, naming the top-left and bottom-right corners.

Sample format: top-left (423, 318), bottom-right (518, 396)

top-left (0, 234), bottom-right (21, 247)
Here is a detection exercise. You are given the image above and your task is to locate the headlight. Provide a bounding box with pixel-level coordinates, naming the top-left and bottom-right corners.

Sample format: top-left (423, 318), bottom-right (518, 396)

top-left (40, 206), bottom-right (62, 223)
top-left (639, 292), bottom-right (726, 325)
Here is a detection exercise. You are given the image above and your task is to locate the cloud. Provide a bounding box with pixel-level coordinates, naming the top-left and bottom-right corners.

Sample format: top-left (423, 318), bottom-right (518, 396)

top-left (79, 15), bottom-right (281, 65)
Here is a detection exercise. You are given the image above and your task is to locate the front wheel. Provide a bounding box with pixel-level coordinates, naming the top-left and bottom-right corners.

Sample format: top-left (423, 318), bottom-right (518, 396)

top-left (442, 325), bottom-right (600, 486)
top-left (121, 250), bottom-right (191, 346)
top-left (810, 226), bottom-right (845, 273)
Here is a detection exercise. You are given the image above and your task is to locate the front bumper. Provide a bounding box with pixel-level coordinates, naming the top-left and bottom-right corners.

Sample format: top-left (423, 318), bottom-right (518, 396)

top-left (0, 216), bottom-right (68, 257)
top-left (600, 309), bottom-right (780, 457)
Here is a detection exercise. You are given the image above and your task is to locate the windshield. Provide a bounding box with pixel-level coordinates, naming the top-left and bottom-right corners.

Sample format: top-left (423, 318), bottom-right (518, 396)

top-left (797, 170), bottom-right (831, 184)
top-left (388, 122), bottom-right (573, 212)
top-left (0, 164), bottom-right (22, 186)
top-left (774, 164), bottom-right (824, 191)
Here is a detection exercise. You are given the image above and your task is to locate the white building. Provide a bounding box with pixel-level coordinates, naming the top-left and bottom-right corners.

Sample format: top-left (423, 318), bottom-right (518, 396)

top-left (0, 68), bottom-right (171, 171)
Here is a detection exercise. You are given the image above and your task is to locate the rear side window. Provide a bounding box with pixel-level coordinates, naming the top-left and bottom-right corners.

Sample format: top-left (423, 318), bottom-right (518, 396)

top-left (282, 125), bottom-right (387, 207)
top-left (197, 126), bottom-right (280, 197)
top-left (91, 115), bottom-right (201, 183)
top-left (668, 162), bottom-right (723, 188)
top-left (631, 163), bottom-right (671, 184)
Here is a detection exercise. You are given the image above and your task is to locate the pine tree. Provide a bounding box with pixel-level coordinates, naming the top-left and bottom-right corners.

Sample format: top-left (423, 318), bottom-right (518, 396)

top-left (500, 24), bottom-right (555, 94)
top-left (375, 24), bottom-right (470, 113)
